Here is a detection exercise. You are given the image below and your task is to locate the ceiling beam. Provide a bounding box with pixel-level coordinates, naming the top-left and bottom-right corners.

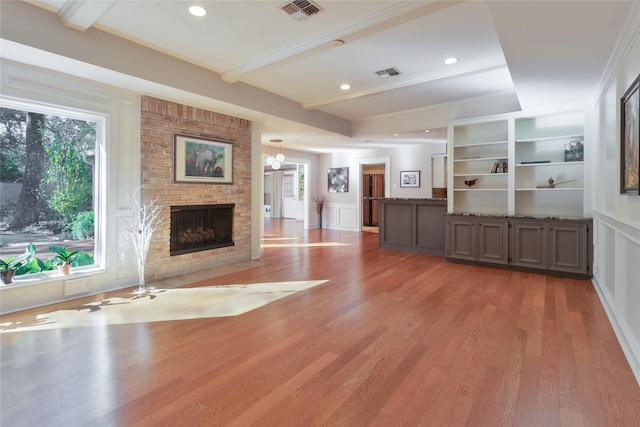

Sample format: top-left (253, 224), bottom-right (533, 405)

top-left (220, 1), bottom-right (461, 83)
top-left (58, 0), bottom-right (117, 31)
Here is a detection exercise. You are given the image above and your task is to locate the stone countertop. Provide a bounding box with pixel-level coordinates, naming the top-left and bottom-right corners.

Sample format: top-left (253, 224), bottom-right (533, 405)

top-left (380, 198), bottom-right (447, 201)
top-left (445, 212), bottom-right (592, 221)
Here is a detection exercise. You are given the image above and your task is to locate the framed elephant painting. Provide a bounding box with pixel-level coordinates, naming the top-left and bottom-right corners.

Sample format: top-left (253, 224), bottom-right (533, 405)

top-left (174, 134), bottom-right (233, 184)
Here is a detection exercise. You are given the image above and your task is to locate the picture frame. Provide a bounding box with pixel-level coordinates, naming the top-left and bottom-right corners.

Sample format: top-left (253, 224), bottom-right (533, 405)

top-left (174, 134), bottom-right (233, 184)
top-left (564, 140), bottom-right (584, 162)
top-left (328, 167), bottom-right (349, 192)
top-left (400, 170), bottom-right (420, 188)
top-left (621, 74), bottom-right (639, 194)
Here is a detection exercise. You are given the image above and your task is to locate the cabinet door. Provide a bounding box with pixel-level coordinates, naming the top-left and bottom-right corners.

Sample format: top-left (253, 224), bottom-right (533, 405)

top-left (416, 203), bottom-right (446, 251)
top-left (547, 222), bottom-right (588, 275)
top-left (381, 202), bottom-right (413, 247)
top-left (446, 218), bottom-right (476, 261)
top-left (477, 219), bottom-right (509, 265)
top-left (511, 220), bottom-right (546, 269)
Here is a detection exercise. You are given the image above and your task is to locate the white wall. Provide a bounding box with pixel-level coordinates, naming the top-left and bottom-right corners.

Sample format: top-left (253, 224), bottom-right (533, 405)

top-left (315, 143), bottom-right (447, 231)
top-left (589, 3), bottom-right (640, 384)
top-left (0, 59), bottom-right (141, 313)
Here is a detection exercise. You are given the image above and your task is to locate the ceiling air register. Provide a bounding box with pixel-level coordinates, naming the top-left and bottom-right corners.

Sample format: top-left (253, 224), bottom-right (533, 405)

top-left (375, 67), bottom-right (402, 79)
top-left (281, 0), bottom-right (323, 21)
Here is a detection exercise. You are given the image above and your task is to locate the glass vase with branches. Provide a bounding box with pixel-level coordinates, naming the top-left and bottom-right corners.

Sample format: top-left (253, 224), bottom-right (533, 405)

top-left (126, 187), bottom-right (162, 295)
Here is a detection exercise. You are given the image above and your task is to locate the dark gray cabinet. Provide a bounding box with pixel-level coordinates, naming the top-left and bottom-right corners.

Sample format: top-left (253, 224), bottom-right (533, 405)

top-left (477, 219), bottom-right (509, 265)
top-left (379, 199), bottom-right (446, 255)
top-left (547, 221), bottom-right (589, 275)
top-left (446, 217), bottom-right (476, 261)
top-left (446, 215), bottom-right (592, 278)
top-left (511, 220), bottom-right (546, 270)
top-left (446, 217), bottom-right (509, 264)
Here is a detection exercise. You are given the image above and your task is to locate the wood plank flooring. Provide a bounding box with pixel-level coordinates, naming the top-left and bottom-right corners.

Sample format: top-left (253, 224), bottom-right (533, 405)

top-left (2, 218), bottom-right (639, 426)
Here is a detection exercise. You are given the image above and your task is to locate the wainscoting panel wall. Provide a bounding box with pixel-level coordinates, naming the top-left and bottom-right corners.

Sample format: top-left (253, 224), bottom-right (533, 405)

top-left (323, 203), bottom-right (358, 231)
top-left (589, 5), bottom-right (640, 385)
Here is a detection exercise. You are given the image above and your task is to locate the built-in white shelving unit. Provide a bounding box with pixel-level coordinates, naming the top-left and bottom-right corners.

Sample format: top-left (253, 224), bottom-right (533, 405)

top-left (448, 110), bottom-right (585, 217)
top-left (449, 119), bottom-right (509, 215)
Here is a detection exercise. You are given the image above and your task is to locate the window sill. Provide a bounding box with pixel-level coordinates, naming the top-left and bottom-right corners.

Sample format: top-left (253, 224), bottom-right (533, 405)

top-left (0, 267), bottom-right (102, 289)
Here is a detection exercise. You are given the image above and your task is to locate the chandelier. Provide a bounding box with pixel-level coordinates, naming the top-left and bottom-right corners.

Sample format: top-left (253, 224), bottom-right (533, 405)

top-left (266, 139), bottom-right (286, 170)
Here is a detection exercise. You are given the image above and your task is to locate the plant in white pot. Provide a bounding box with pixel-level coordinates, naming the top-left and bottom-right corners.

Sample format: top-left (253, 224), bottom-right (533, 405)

top-left (48, 245), bottom-right (93, 275)
top-left (126, 187), bottom-right (162, 296)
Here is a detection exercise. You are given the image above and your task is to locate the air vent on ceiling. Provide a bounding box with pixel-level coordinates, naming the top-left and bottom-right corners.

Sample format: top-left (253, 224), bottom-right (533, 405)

top-left (281, 0), bottom-right (323, 21)
top-left (375, 67), bottom-right (402, 79)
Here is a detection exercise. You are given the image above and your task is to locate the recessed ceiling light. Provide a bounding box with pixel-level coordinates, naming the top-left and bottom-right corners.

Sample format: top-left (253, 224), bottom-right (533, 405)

top-left (340, 83), bottom-right (351, 90)
top-left (189, 5), bottom-right (207, 16)
top-left (425, 129), bottom-right (430, 133)
top-left (444, 57), bottom-right (458, 65)
top-left (393, 133), bottom-right (399, 136)
top-left (330, 39), bottom-right (345, 47)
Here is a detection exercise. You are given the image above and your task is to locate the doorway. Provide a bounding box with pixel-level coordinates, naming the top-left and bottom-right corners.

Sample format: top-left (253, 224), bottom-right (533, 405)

top-left (264, 162), bottom-right (309, 230)
top-left (360, 161), bottom-right (388, 233)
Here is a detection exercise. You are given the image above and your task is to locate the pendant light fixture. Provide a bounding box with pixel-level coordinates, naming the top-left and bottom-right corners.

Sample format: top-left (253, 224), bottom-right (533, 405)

top-left (269, 139), bottom-right (285, 170)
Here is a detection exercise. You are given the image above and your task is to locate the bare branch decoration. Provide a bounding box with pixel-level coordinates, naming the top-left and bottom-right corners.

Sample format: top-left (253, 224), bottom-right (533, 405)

top-left (126, 186), bottom-right (163, 295)
top-left (313, 195), bottom-right (327, 229)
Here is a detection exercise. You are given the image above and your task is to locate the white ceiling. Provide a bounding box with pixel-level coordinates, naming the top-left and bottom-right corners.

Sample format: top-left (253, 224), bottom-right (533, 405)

top-left (11, 0), bottom-right (637, 153)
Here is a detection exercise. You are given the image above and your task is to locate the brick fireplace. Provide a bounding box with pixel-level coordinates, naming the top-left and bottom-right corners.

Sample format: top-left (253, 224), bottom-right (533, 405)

top-left (140, 96), bottom-right (251, 282)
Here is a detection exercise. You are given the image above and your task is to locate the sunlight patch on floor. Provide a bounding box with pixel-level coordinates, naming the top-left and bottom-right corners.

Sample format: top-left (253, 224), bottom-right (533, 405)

top-left (0, 280), bottom-right (328, 332)
top-left (260, 237), bottom-right (301, 241)
top-left (261, 242), bottom-right (350, 248)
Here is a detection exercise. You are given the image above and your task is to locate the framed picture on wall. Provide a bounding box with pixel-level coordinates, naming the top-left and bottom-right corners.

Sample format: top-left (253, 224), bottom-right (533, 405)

top-left (174, 134), bottom-right (233, 184)
top-left (400, 170), bottom-right (420, 188)
top-left (621, 73), bottom-right (639, 194)
top-left (328, 167), bottom-right (349, 192)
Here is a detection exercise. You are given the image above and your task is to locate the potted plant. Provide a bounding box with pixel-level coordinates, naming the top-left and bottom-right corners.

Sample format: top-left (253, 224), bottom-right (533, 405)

top-left (48, 245), bottom-right (93, 275)
top-left (0, 252), bottom-right (30, 284)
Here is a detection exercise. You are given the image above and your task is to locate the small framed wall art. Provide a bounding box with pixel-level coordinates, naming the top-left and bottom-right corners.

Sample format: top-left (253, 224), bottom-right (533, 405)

top-left (400, 170), bottom-right (420, 188)
top-left (328, 167), bottom-right (349, 192)
top-left (174, 134), bottom-right (233, 184)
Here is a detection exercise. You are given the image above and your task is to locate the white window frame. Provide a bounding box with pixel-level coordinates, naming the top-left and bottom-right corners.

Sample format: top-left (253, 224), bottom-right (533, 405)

top-left (0, 96), bottom-right (107, 281)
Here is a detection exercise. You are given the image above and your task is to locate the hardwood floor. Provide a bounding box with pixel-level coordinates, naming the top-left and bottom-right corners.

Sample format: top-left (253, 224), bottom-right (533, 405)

top-left (2, 218), bottom-right (639, 426)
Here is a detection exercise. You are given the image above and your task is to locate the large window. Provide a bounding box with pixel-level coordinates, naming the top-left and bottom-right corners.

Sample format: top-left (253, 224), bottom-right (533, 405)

top-left (0, 101), bottom-right (103, 282)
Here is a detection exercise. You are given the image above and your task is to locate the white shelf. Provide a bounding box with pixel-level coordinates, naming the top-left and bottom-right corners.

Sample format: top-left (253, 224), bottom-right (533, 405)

top-left (516, 187), bottom-right (584, 191)
top-left (454, 188), bottom-right (508, 192)
top-left (455, 140), bottom-right (508, 148)
top-left (516, 161), bottom-right (583, 167)
top-left (454, 173), bottom-right (507, 177)
top-left (454, 157), bottom-right (507, 162)
top-left (516, 133), bottom-right (583, 143)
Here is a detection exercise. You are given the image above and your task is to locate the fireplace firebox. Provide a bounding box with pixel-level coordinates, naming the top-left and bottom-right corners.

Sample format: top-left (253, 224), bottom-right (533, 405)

top-left (170, 204), bottom-right (234, 256)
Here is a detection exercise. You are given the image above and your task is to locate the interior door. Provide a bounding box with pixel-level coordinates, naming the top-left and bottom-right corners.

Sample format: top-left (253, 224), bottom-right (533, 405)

top-left (282, 170), bottom-right (297, 218)
top-left (363, 174), bottom-right (384, 226)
